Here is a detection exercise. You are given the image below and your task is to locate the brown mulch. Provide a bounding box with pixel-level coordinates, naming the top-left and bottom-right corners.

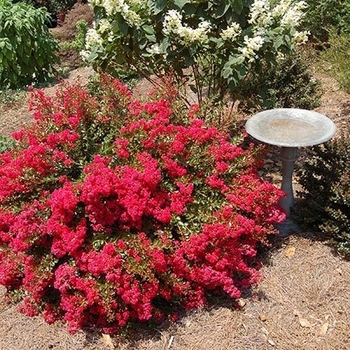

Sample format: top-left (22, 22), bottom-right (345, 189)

top-left (0, 69), bottom-right (349, 350)
top-left (50, 3), bottom-right (94, 43)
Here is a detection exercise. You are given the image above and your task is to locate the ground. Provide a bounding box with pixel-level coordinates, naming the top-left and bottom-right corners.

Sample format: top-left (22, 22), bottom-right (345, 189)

top-left (0, 4), bottom-right (350, 350)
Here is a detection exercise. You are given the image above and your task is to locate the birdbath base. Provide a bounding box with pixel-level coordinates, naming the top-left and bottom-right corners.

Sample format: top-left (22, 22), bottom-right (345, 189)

top-left (275, 219), bottom-right (301, 238)
top-left (276, 147), bottom-right (300, 237)
top-left (245, 108), bottom-right (337, 237)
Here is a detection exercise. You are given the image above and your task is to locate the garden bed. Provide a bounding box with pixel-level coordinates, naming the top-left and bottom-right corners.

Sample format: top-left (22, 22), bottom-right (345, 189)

top-left (0, 64), bottom-right (349, 350)
top-left (0, 1), bottom-right (350, 348)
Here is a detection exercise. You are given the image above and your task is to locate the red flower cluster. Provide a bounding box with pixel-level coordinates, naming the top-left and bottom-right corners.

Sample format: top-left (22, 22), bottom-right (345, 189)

top-left (0, 74), bottom-right (285, 334)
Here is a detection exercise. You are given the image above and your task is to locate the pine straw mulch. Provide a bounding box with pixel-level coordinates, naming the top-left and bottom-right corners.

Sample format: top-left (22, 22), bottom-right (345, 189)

top-left (1, 234), bottom-right (350, 350)
top-left (0, 60), bottom-right (350, 349)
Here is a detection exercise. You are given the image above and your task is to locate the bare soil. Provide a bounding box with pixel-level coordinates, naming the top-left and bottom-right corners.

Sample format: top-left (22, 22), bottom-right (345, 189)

top-left (1, 5), bottom-right (350, 350)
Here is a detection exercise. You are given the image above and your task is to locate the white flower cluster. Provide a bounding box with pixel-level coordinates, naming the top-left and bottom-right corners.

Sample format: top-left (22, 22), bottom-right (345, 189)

top-left (241, 0), bottom-right (309, 63)
top-left (163, 10), bottom-right (211, 46)
top-left (271, 0), bottom-right (309, 44)
top-left (162, 9), bottom-right (182, 35)
top-left (97, 19), bottom-right (112, 34)
top-left (89, 0), bottom-right (102, 6)
top-left (238, 35), bottom-right (265, 62)
top-left (248, 0), bottom-right (272, 27)
top-left (147, 43), bottom-right (162, 56)
top-left (249, 0), bottom-right (308, 29)
top-left (82, 0), bottom-right (145, 60)
top-left (88, 0), bottom-right (142, 27)
top-left (81, 27), bottom-right (103, 61)
top-left (275, 0), bottom-right (308, 28)
top-left (292, 30), bottom-right (309, 45)
top-left (220, 22), bottom-right (241, 41)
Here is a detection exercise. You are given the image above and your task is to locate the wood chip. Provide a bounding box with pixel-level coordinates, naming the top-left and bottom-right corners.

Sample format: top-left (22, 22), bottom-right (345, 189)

top-left (285, 246), bottom-right (296, 258)
top-left (299, 318), bottom-right (312, 328)
top-left (268, 339), bottom-right (276, 346)
top-left (101, 334), bottom-right (114, 349)
top-left (319, 322), bottom-right (329, 336)
top-left (259, 314), bottom-right (268, 322)
top-left (236, 299), bottom-right (246, 308)
top-left (168, 335), bottom-right (174, 349)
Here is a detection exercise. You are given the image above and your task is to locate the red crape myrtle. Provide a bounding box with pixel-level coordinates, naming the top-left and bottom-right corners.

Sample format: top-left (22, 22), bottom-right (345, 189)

top-left (0, 74), bottom-right (285, 334)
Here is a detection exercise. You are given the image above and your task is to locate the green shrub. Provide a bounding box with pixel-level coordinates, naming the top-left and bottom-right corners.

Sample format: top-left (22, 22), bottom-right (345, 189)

top-left (304, 0), bottom-right (350, 43)
top-left (0, 0), bottom-right (59, 89)
top-left (20, 0), bottom-right (78, 22)
top-left (295, 134), bottom-right (350, 259)
top-left (320, 32), bottom-right (350, 94)
top-left (82, 0), bottom-right (309, 103)
top-left (237, 54), bottom-right (322, 111)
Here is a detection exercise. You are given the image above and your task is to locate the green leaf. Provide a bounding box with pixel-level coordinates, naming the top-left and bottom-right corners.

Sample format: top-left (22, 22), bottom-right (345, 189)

top-left (114, 51), bottom-right (127, 64)
top-left (284, 34), bottom-right (291, 46)
top-left (184, 54), bottom-right (194, 67)
top-left (139, 38), bottom-right (148, 50)
top-left (117, 16), bottom-right (129, 35)
top-left (158, 38), bottom-right (170, 52)
top-left (214, 2), bottom-right (230, 19)
top-left (222, 63), bottom-right (233, 79)
top-left (145, 33), bottom-right (156, 42)
top-left (235, 63), bottom-right (247, 80)
top-left (273, 36), bottom-right (284, 50)
top-left (142, 24), bottom-right (155, 36)
top-left (4, 49), bottom-right (13, 61)
top-left (87, 50), bottom-right (99, 62)
top-left (36, 56), bottom-right (44, 67)
top-left (22, 53), bottom-right (30, 65)
top-left (228, 55), bottom-right (245, 66)
top-left (151, 0), bottom-right (167, 15)
top-left (231, 0), bottom-right (243, 15)
top-left (222, 55), bottom-right (246, 79)
top-left (183, 3), bottom-right (197, 15)
top-left (174, 0), bottom-right (190, 9)
top-left (17, 43), bottom-right (23, 58)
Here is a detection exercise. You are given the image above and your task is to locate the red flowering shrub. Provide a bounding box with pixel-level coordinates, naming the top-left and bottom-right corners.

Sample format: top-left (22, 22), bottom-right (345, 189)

top-left (0, 74), bottom-right (285, 334)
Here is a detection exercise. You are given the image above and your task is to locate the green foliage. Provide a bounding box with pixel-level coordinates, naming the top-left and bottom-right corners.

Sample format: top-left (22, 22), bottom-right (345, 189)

top-left (83, 0), bottom-right (309, 103)
top-left (320, 32), bottom-right (350, 94)
top-left (74, 19), bottom-right (89, 49)
top-left (0, 134), bottom-right (16, 153)
top-left (87, 68), bottom-right (139, 93)
top-left (238, 54), bottom-right (322, 111)
top-left (295, 134), bottom-right (350, 259)
top-left (304, 0), bottom-right (350, 43)
top-left (20, 0), bottom-right (78, 19)
top-left (59, 19), bottom-right (89, 52)
top-left (0, 0), bottom-right (59, 89)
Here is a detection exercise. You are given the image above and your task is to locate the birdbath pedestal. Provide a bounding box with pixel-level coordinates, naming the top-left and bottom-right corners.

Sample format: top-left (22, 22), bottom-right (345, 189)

top-left (245, 108), bottom-right (337, 236)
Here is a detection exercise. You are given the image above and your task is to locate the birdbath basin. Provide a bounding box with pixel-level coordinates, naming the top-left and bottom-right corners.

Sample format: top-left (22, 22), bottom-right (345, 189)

top-left (245, 108), bottom-right (337, 236)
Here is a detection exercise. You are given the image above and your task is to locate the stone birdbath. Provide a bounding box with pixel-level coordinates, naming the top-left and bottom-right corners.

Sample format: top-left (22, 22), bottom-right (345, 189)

top-left (245, 108), bottom-right (337, 236)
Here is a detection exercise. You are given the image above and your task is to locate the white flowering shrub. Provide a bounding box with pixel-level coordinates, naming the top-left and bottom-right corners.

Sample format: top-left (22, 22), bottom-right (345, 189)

top-left (83, 0), bottom-right (308, 102)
